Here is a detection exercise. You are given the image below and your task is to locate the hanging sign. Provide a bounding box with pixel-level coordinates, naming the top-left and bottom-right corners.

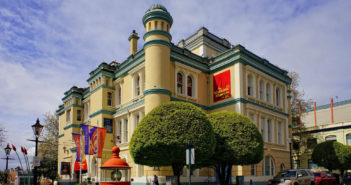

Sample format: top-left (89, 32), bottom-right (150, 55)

top-left (213, 70), bottom-right (231, 102)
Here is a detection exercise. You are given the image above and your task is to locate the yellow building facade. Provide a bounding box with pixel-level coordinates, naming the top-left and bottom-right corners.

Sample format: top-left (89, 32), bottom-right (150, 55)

top-left (57, 4), bottom-right (292, 185)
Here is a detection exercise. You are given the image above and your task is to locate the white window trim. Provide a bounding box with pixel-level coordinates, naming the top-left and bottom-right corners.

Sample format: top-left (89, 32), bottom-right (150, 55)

top-left (246, 73), bottom-right (255, 97)
top-left (175, 63), bottom-right (199, 99)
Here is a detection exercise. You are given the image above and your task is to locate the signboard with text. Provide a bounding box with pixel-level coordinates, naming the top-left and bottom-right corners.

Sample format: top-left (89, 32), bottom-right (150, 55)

top-left (213, 70), bottom-right (231, 102)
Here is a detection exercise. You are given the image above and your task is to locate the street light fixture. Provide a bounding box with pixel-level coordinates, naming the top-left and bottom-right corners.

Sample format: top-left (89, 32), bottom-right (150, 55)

top-left (30, 118), bottom-right (43, 185)
top-left (4, 144), bottom-right (11, 171)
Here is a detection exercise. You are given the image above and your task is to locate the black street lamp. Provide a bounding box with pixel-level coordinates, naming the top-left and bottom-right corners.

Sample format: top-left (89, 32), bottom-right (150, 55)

top-left (4, 143), bottom-right (12, 171)
top-left (30, 118), bottom-right (44, 185)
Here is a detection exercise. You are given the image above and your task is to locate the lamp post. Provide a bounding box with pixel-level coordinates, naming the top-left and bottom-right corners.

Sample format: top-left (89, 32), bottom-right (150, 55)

top-left (4, 144), bottom-right (12, 171)
top-left (30, 118), bottom-right (44, 185)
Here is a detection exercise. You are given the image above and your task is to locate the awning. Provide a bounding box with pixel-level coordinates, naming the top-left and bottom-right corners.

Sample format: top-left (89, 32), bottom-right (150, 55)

top-left (74, 160), bottom-right (88, 171)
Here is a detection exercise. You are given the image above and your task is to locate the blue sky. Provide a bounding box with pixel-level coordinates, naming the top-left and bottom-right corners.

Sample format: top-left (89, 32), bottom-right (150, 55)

top-left (0, 0), bottom-right (350, 169)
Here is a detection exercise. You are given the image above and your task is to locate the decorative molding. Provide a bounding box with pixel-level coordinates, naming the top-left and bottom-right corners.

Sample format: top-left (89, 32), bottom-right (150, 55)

top-left (170, 97), bottom-right (289, 117)
top-left (143, 39), bottom-right (171, 49)
top-left (56, 104), bottom-right (83, 115)
top-left (128, 34), bottom-right (140, 41)
top-left (114, 99), bottom-right (145, 116)
top-left (63, 124), bottom-right (81, 130)
top-left (143, 88), bottom-right (171, 96)
top-left (142, 10), bottom-right (173, 26)
top-left (58, 134), bottom-right (65, 138)
top-left (143, 30), bottom-right (172, 41)
top-left (90, 85), bottom-right (115, 95)
top-left (89, 109), bottom-right (115, 118)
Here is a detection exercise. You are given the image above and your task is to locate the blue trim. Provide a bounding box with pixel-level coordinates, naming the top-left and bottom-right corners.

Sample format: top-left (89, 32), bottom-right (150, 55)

top-left (89, 109), bottom-right (115, 118)
top-left (90, 84), bottom-right (115, 95)
top-left (306, 98), bottom-right (351, 112)
top-left (56, 104), bottom-right (83, 115)
top-left (63, 124), bottom-right (81, 130)
top-left (171, 97), bottom-right (289, 116)
top-left (144, 39), bottom-right (171, 49)
top-left (128, 34), bottom-right (139, 41)
top-left (142, 10), bottom-right (173, 26)
top-left (115, 50), bottom-right (145, 79)
top-left (115, 99), bottom-right (145, 114)
top-left (58, 134), bottom-right (64, 138)
top-left (143, 30), bottom-right (172, 41)
top-left (144, 88), bottom-right (171, 96)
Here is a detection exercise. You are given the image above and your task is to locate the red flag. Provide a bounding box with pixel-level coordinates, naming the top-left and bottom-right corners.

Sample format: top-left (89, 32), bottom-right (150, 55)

top-left (24, 148), bottom-right (27, 155)
top-left (97, 128), bottom-right (107, 158)
top-left (21, 146), bottom-right (24, 153)
top-left (12, 144), bottom-right (16, 151)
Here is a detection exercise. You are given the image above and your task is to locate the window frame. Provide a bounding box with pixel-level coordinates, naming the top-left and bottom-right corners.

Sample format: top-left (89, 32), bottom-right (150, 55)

top-left (107, 92), bottom-right (113, 106)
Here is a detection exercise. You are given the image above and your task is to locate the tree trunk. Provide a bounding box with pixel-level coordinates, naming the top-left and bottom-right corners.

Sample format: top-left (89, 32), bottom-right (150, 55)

top-left (172, 163), bottom-right (184, 185)
top-left (215, 163), bottom-right (232, 185)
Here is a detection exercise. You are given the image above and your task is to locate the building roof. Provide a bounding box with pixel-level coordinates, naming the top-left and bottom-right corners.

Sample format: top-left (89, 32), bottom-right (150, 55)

top-left (177, 27), bottom-right (232, 53)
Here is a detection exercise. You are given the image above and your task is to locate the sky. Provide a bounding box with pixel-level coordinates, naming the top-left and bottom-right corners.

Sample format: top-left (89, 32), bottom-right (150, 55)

top-left (0, 0), bottom-right (350, 170)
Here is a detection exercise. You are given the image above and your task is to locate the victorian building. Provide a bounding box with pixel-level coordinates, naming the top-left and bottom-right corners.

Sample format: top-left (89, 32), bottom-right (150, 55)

top-left (57, 4), bottom-right (292, 185)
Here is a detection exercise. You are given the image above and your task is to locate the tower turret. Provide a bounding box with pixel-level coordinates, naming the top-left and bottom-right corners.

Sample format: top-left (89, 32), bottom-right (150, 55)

top-left (142, 4), bottom-right (173, 113)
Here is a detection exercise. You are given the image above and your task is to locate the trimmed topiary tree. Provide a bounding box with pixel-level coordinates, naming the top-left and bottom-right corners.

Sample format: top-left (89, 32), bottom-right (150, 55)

top-left (312, 140), bottom-right (351, 177)
top-left (129, 101), bottom-right (216, 185)
top-left (207, 111), bottom-right (264, 185)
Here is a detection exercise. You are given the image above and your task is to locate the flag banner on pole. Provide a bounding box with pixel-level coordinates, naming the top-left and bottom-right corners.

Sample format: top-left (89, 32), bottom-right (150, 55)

top-left (72, 133), bottom-right (81, 161)
top-left (89, 127), bottom-right (98, 155)
top-left (213, 70), bottom-right (231, 102)
top-left (81, 124), bottom-right (90, 154)
top-left (97, 128), bottom-right (107, 158)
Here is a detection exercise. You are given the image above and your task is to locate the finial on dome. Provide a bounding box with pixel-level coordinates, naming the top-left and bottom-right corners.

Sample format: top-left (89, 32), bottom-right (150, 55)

top-left (148, 4), bottom-right (168, 12)
top-left (112, 146), bottom-right (120, 158)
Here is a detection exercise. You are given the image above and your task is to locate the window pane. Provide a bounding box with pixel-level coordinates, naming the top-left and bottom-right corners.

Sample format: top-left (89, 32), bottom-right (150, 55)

top-left (325, 135), bottom-right (336, 141)
top-left (177, 73), bottom-right (183, 94)
top-left (187, 76), bottom-right (192, 97)
top-left (347, 134), bottom-right (351, 145)
top-left (265, 156), bottom-right (270, 176)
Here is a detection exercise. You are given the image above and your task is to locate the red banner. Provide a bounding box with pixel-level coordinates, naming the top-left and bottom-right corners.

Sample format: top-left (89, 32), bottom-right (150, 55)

top-left (72, 133), bottom-right (81, 161)
top-left (213, 70), bottom-right (231, 102)
top-left (97, 128), bottom-right (107, 158)
top-left (89, 126), bottom-right (98, 155)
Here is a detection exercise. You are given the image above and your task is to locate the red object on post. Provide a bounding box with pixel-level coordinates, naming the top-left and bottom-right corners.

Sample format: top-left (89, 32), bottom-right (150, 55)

top-left (100, 146), bottom-right (131, 185)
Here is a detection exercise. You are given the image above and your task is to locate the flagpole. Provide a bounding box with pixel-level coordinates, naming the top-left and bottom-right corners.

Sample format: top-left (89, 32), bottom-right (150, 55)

top-left (96, 127), bottom-right (99, 182)
top-left (80, 129), bottom-right (82, 184)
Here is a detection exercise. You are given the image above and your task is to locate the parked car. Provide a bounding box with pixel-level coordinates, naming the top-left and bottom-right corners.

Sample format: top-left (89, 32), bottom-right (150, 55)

top-left (267, 169), bottom-right (316, 185)
top-left (313, 171), bottom-right (337, 185)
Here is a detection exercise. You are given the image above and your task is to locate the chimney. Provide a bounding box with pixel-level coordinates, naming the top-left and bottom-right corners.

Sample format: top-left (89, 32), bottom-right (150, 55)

top-left (128, 30), bottom-right (139, 55)
top-left (331, 98), bottom-right (334, 124)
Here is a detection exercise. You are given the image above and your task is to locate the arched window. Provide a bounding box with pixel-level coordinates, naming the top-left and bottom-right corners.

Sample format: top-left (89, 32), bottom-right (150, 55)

top-left (325, 135), bottom-right (337, 141)
top-left (247, 74), bottom-right (253, 96)
top-left (187, 76), bottom-right (193, 97)
top-left (259, 80), bottom-right (265, 100)
top-left (266, 83), bottom-right (271, 103)
top-left (276, 87), bottom-right (281, 106)
top-left (262, 156), bottom-right (275, 176)
top-left (177, 72), bottom-right (184, 94)
top-left (161, 22), bottom-right (164, 30)
top-left (136, 75), bottom-right (140, 96)
top-left (347, 134), bottom-right (351, 145)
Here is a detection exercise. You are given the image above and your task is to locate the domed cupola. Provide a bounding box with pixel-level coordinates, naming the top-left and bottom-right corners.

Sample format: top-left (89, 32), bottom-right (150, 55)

top-left (142, 4), bottom-right (173, 36)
